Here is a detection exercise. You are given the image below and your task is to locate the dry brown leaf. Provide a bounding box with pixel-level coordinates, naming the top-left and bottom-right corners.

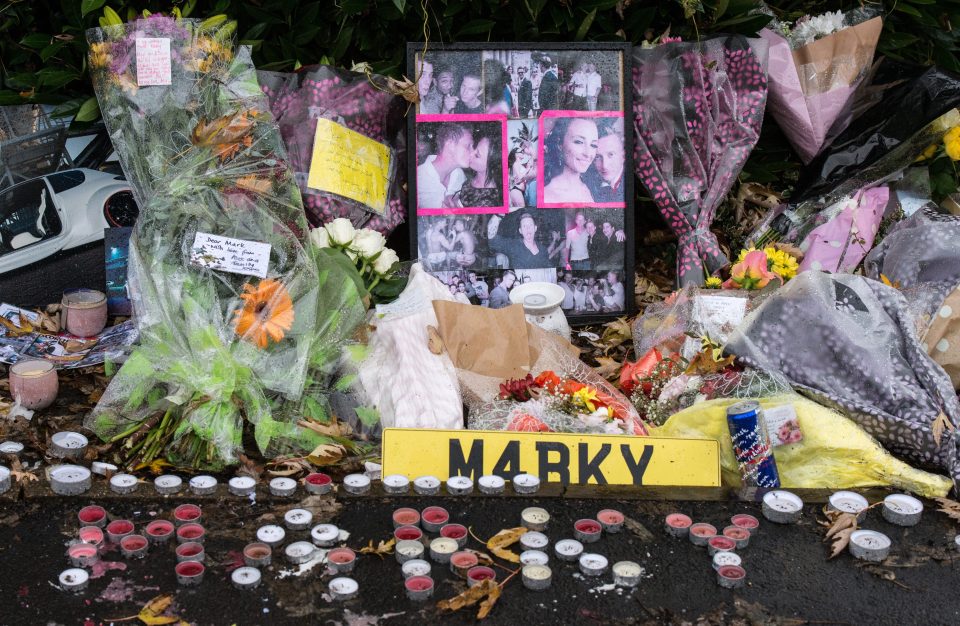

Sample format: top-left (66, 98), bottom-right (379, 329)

top-left (485, 527), bottom-right (528, 563)
top-left (934, 497), bottom-right (960, 522)
top-left (464, 549), bottom-right (494, 567)
top-left (191, 110), bottom-right (258, 162)
top-left (359, 538), bottom-right (396, 558)
top-left (235, 175), bottom-right (272, 194)
top-left (599, 317), bottom-right (632, 349)
top-left (307, 442), bottom-right (346, 467)
top-left (0, 316), bottom-right (30, 337)
top-left (237, 454), bottom-right (263, 480)
top-left (437, 578), bottom-right (501, 620)
top-left (593, 356), bottom-right (622, 381)
top-left (132, 458), bottom-right (174, 475)
top-left (932, 412), bottom-right (956, 448)
top-left (823, 510), bottom-right (859, 559)
top-left (298, 418), bottom-right (351, 438)
top-left (138, 594), bottom-right (182, 625)
top-left (265, 458), bottom-right (311, 477)
top-left (477, 579), bottom-right (502, 619)
top-left (684, 351), bottom-right (735, 376)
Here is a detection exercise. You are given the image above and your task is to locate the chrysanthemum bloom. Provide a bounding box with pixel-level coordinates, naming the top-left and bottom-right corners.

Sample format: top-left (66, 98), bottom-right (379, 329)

top-left (233, 278), bottom-right (294, 348)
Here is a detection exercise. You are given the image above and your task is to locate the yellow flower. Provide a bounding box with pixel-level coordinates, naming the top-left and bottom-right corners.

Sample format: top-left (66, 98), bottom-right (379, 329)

top-left (571, 387), bottom-right (599, 413)
top-left (88, 42), bottom-right (112, 70)
top-left (764, 247), bottom-right (799, 280)
top-left (704, 276), bottom-right (722, 289)
top-left (736, 247), bottom-right (756, 263)
top-left (946, 139), bottom-right (960, 161)
top-left (915, 143), bottom-right (939, 162)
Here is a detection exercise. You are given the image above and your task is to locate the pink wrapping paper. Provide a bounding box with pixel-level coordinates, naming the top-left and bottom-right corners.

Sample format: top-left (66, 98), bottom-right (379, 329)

top-left (798, 187), bottom-right (889, 273)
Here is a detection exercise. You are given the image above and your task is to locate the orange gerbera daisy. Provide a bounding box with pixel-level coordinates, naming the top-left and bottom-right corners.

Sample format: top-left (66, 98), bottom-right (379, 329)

top-left (232, 278), bottom-right (294, 348)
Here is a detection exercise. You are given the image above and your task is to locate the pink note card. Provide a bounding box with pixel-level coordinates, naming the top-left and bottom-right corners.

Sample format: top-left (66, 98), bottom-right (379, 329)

top-left (136, 38), bottom-right (171, 87)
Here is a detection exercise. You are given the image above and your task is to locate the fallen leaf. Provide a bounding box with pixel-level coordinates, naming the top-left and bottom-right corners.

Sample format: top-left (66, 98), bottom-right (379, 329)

top-left (10, 457), bottom-right (38, 483)
top-left (485, 527), bottom-right (528, 563)
top-left (600, 317), bottom-right (632, 348)
top-left (138, 594), bottom-right (181, 625)
top-left (622, 515), bottom-right (655, 542)
top-left (934, 497), bottom-right (960, 522)
top-left (132, 458), bottom-right (174, 475)
top-left (237, 454), bottom-right (263, 480)
top-left (298, 418), bottom-right (352, 438)
top-left (306, 442), bottom-right (346, 467)
top-left (265, 458), bottom-right (312, 477)
top-left (477, 580), bottom-right (502, 619)
top-left (437, 579), bottom-right (501, 620)
top-left (593, 356), bottom-right (622, 381)
top-left (932, 412), bottom-right (956, 448)
top-left (823, 510), bottom-right (858, 559)
top-left (464, 549), bottom-right (494, 567)
top-left (359, 538), bottom-right (396, 558)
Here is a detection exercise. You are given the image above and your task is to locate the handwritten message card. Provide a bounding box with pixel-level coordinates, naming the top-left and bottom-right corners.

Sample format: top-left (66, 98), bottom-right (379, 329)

top-left (307, 118), bottom-right (391, 214)
top-left (190, 232), bottom-right (271, 279)
top-left (135, 37), bottom-right (172, 86)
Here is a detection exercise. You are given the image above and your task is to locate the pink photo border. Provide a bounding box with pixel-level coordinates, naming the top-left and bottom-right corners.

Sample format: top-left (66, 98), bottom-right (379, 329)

top-left (415, 113), bottom-right (509, 215)
top-left (536, 110), bottom-right (626, 209)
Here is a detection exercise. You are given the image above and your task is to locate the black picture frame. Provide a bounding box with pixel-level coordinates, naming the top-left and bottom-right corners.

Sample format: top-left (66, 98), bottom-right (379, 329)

top-left (406, 41), bottom-right (635, 325)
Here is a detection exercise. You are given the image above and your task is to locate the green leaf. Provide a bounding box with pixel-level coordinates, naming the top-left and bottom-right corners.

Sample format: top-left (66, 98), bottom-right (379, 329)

top-left (392, 0), bottom-right (406, 12)
top-left (334, 373), bottom-right (357, 392)
top-left (37, 67), bottom-right (81, 89)
top-left (39, 41), bottom-right (67, 62)
top-left (575, 8), bottom-right (596, 41)
top-left (456, 19), bottom-right (496, 36)
top-left (894, 4), bottom-right (923, 17)
top-left (81, 0), bottom-right (107, 17)
top-left (355, 406), bottom-right (380, 428)
top-left (74, 97), bottom-right (101, 122)
top-left (713, 0), bottom-right (729, 21)
top-left (20, 34), bottom-right (51, 49)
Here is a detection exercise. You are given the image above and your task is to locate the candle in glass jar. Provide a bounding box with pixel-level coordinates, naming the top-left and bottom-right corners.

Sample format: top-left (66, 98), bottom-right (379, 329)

top-left (9, 360), bottom-right (58, 410)
top-left (62, 289), bottom-right (108, 338)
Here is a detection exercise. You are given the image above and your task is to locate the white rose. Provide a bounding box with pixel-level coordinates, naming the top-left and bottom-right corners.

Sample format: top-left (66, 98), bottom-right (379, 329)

top-left (351, 228), bottom-right (386, 260)
top-left (373, 248), bottom-right (399, 275)
top-left (325, 218), bottom-right (355, 246)
top-left (344, 247), bottom-right (359, 262)
top-left (309, 226), bottom-right (330, 248)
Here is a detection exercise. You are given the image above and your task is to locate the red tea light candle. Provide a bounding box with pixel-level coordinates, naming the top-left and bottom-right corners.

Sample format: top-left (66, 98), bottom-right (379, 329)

top-left (450, 550), bottom-right (479, 577)
top-left (597, 509), bottom-right (625, 534)
top-left (120, 534), bottom-right (149, 559)
top-left (467, 566), bottom-right (496, 587)
top-left (717, 564), bottom-right (746, 589)
top-left (730, 514), bottom-right (760, 535)
top-left (78, 526), bottom-right (104, 547)
top-left (327, 547), bottom-right (357, 574)
top-left (688, 523), bottom-right (717, 547)
top-left (67, 542), bottom-right (100, 568)
top-left (173, 504), bottom-right (202, 526)
top-left (404, 575), bottom-right (434, 602)
top-left (573, 519), bottom-right (602, 544)
top-left (145, 520), bottom-right (175, 544)
top-left (665, 513), bottom-right (693, 537)
top-left (9, 360), bottom-right (58, 410)
top-left (304, 472), bottom-right (333, 495)
top-left (392, 507), bottom-right (421, 529)
top-left (440, 523), bottom-right (468, 548)
top-left (707, 535), bottom-right (736, 556)
top-left (175, 561), bottom-right (205, 586)
top-left (421, 506), bottom-right (450, 533)
top-left (176, 542), bottom-right (205, 563)
top-left (61, 289), bottom-right (107, 337)
top-left (77, 505), bottom-right (107, 528)
top-left (243, 542), bottom-right (272, 567)
top-left (176, 523), bottom-right (205, 545)
top-left (722, 526), bottom-right (751, 550)
top-left (393, 525), bottom-right (423, 542)
top-left (106, 519), bottom-right (134, 544)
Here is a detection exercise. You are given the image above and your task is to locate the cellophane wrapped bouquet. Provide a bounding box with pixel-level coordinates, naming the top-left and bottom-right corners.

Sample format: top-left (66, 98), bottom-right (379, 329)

top-left (84, 16), bottom-right (367, 469)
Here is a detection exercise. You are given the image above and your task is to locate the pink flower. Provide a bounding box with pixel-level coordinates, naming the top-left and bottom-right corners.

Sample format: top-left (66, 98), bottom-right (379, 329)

top-left (722, 250), bottom-right (782, 290)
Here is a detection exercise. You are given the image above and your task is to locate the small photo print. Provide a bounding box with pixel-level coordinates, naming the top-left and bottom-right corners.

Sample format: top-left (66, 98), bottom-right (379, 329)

top-left (433, 268), bottom-right (558, 310)
top-left (418, 214), bottom-right (485, 272)
top-left (416, 51), bottom-right (484, 115)
top-left (480, 50), bottom-right (558, 118)
top-left (555, 50), bottom-right (624, 112)
top-left (507, 120), bottom-right (538, 209)
top-left (416, 116), bottom-right (508, 213)
top-left (23, 334), bottom-right (92, 365)
top-left (538, 112), bottom-right (626, 208)
top-left (486, 210), bottom-right (566, 270)
top-left (560, 208), bottom-right (626, 272)
top-left (557, 269), bottom-right (627, 315)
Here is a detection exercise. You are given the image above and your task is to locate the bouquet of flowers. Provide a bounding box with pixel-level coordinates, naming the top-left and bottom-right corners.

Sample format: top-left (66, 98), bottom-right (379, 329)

top-left (84, 16), bottom-right (367, 469)
top-left (708, 247), bottom-right (799, 290)
top-left (309, 218), bottom-right (404, 301)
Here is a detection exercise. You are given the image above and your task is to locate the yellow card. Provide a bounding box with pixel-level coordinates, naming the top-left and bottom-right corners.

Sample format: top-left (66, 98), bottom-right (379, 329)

top-left (306, 118), bottom-right (391, 214)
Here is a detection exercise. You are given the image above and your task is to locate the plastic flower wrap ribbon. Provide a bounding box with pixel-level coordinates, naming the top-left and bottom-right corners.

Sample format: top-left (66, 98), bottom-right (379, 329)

top-left (632, 35), bottom-right (768, 287)
top-left (84, 16), bottom-right (366, 468)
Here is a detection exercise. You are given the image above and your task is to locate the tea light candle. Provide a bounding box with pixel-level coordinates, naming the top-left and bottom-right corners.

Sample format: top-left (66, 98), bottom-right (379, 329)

top-left (882, 494), bottom-right (923, 527)
top-left (762, 490), bottom-right (803, 524)
top-left (395, 539), bottom-right (425, 564)
top-left (665, 513), bottom-right (693, 537)
top-left (59, 568), bottom-right (90, 592)
top-left (467, 565), bottom-right (496, 587)
top-left (574, 519), bottom-right (602, 544)
top-left (0, 441), bottom-right (23, 455)
top-left (284, 508), bottom-right (313, 531)
top-left (712, 551), bottom-right (742, 571)
top-left (512, 473), bottom-right (540, 494)
top-left (285, 541), bottom-right (317, 564)
top-left (392, 507), bottom-right (421, 528)
top-left (228, 476), bottom-right (256, 497)
top-left (257, 524), bottom-right (286, 548)
top-left (175, 561), bottom-right (205, 586)
top-left (440, 523), bottom-right (468, 548)
top-left (67, 542), bottom-right (100, 568)
top-left (520, 550), bottom-right (549, 566)
top-left (478, 474), bottom-right (505, 495)
top-left (597, 509), bottom-right (625, 534)
top-left (394, 525), bottom-right (423, 542)
top-left (404, 575), bottom-right (434, 601)
top-left (0, 466), bottom-right (9, 495)
top-left (176, 542), bottom-right (205, 563)
top-left (49, 464), bottom-right (91, 496)
top-left (521, 507), bottom-right (550, 532)
top-left (329, 577), bottom-right (360, 601)
top-left (176, 523), bottom-right (205, 545)
top-left (269, 477), bottom-right (297, 497)
top-left (402, 559), bottom-right (432, 579)
top-left (173, 504), bottom-right (202, 526)
top-left (707, 535), bottom-right (736, 556)
top-left (688, 523), bottom-right (717, 547)
top-left (327, 547), bottom-right (357, 573)
top-left (189, 475), bottom-right (217, 496)
top-left (578, 553), bottom-right (609, 577)
top-left (243, 542), bottom-right (272, 567)
top-left (413, 475), bottom-right (441, 495)
top-left (78, 526), bottom-right (104, 547)
top-left (311, 523), bottom-right (340, 547)
top-left (519, 531), bottom-right (549, 551)
top-left (717, 564), bottom-right (746, 589)
top-left (154, 474), bottom-right (183, 496)
top-left (342, 473), bottom-right (371, 495)
top-left (420, 506), bottom-right (450, 533)
top-left (829, 491), bottom-right (870, 519)
top-left (446, 475), bottom-right (473, 496)
top-left (120, 534), bottom-right (149, 559)
top-left (554, 539), bottom-right (584, 561)
top-left (304, 472), bottom-right (333, 495)
top-left (9, 360), bottom-right (58, 410)
top-left (849, 530), bottom-right (891, 562)
top-left (382, 474), bottom-right (410, 495)
top-left (722, 526), bottom-right (751, 550)
top-left (231, 566), bottom-right (262, 590)
top-left (50, 432), bottom-right (88, 460)
top-left (106, 519), bottom-right (134, 544)
top-left (522, 564), bottom-right (552, 591)
top-left (145, 520), bottom-right (175, 544)
top-left (612, 560), bottom-right (643, 587)
top-left (450, 550), bottom-right (479, 577)
top-left (91, 462), bottom-right (117, 477)
top-left (429, 537), bottom-right (458, 563)
top-left (730, 514), bottom-right (760, 535)
top-left (77, 505), bottom-right (107, 528)
top-left (110, 473), bottom-right (139, 495)
top-left (62, 289), bottom-right (108, 337)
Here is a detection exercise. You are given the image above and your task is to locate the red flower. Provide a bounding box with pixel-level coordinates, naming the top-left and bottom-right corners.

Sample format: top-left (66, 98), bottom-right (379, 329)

top-left (499, 374), bottom-right (539, 401)
top-left (620, 347), bottom-right (664, 396)
top-left (535, 370), bottom-right (562, 391)
top-left (507, 413), bottom-right (551, 432)
top-left (561, 379), bottom-right (586, 396)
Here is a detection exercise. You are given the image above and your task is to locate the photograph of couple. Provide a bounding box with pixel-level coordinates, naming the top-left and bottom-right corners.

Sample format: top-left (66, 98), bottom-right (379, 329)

top-left (538, 113), bottom-right (626, 207)
top-left (415, 120), bottom-right (505, 211)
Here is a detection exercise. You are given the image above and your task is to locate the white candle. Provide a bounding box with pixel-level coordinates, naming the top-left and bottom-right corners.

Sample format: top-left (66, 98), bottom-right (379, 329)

top-left (478, 475), bottom-right (505, 494)
top-left (446, 475), bottom-right (473, 495)
top-left (849, 529), bottom-right (891, 562)
top-left (512, 473), bottom-right (540, 494)
top-left (554, 539), bottom-right (584, 561)
top-left (154, 474), bottom-right (182, 494)
top-left (413, 475), bottom-right (441, 494)
top-left (578, 553), bottom-right (609, 576)
top-left (285, 541), bottom-right (316, 564)
top-left (269, 477), bottom-right (297, 496)
top-left (382, 474), bottom-right (409, 493)
top-left (343, 474), bottom-right (371, 494)
top-left (189, 475), bottom-right (218, 495)
top-left (284, 508), bottom-right (313, 530)
top-left (228, 476), bottom-right (256, 496)
top-left (310, 523), bottom-right (340, 547)
top-left (522, 564), bottom-right (552, 590)
top-left (329, 577), bottom-right (359, 600)
top-left (109, 473), bottom-right (139, 494)
top-left (0, 441), bottom-right (24, 454)
top-left (520, 550), bottom-right (549, 566)
top-left (829, 491), bottom-right (869, 515)
top-left (521, 507), bottom-right (550, 530)
top-left (256, 524), bottom-right (286, 547)
top-left (520, 531), bottom-right (549, 550)
top-left (612, 560), bottom-right (643, 587)
top-left (402, 559), bottom-right (432, 578)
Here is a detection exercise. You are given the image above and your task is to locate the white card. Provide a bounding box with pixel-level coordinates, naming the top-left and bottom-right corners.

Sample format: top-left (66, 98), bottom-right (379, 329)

top-left (135, 38), bottom-right (172, 86)
top-left (763, 404), bottom-right (803, 447)
top-left (682, 295), bottom-right (748, 359)
top-left (189, 232), bottom-right (271, 279)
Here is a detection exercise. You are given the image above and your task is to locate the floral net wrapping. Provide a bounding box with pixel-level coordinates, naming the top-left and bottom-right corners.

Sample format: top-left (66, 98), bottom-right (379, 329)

top-left (84, 17), bottom-right (365, 468)
top-left (632, 35), bottom-right (768, 287)
top-left (258, 66), bottom-right (407, 235)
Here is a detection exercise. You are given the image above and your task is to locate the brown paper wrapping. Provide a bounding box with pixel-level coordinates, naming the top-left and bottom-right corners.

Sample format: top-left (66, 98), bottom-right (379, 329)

top-left (792, 17), bottom-right (882, 97)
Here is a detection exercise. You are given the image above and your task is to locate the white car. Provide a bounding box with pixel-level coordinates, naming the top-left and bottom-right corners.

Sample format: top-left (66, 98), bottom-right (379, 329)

top-left (0, 168), bottom-right (137, 275)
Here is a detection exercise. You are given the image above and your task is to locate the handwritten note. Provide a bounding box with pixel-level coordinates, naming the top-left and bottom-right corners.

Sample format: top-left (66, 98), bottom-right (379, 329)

top-left (189, 232), bottom-right (271, 279)
top-left (306, 118), bottom-right (391, 214)
top-left (682, 295), bottom-right (749, 359)
top-left (135, 38), bottom-right (171, 86)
